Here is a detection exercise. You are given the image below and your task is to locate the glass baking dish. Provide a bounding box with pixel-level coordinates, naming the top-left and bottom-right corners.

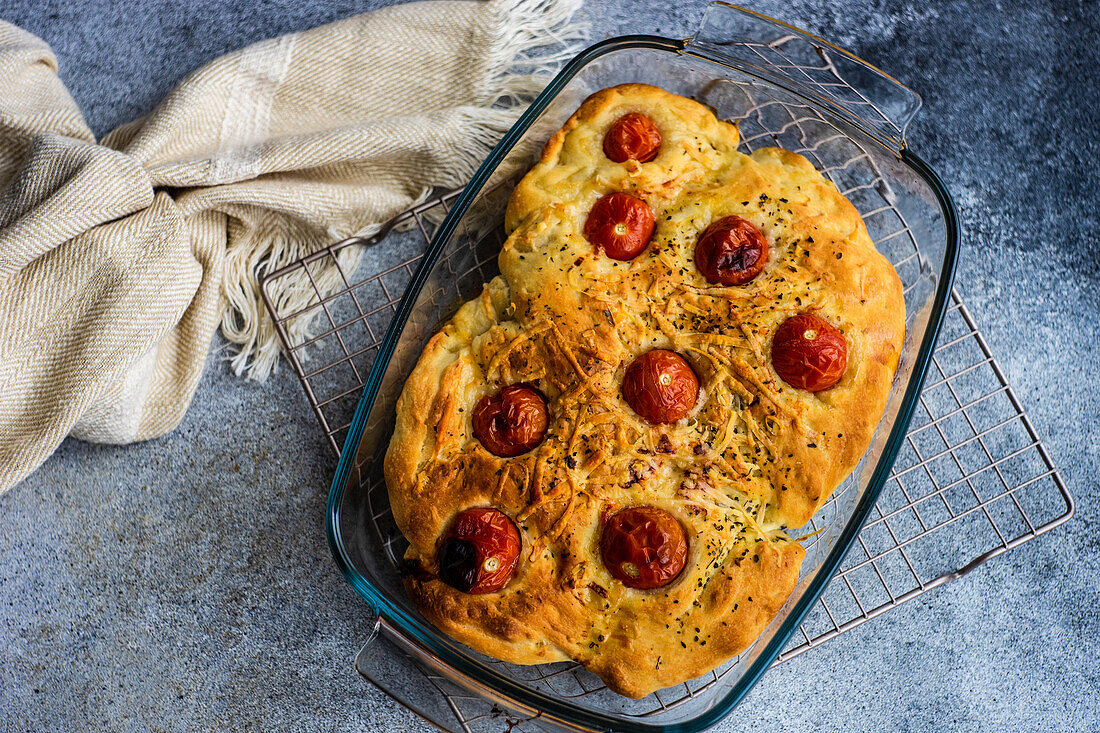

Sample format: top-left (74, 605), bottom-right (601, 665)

top-left (326, 4), bottom-right (959, 731)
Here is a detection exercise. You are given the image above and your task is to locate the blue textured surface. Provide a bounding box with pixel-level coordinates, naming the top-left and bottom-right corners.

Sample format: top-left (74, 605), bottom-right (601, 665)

top-left (0, 1), bottom-right (1097, 731)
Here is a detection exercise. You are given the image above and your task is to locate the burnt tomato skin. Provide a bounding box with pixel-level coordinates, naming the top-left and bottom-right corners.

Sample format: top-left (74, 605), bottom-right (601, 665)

top-left (437, 508), bottom-right (522, 594)
top-left (583, 192), bottom-right (656, 261)
top-left (603, 113), bottom-right (662, 163)
top-left (622, 349), bottom-right (700, 424)
top-left (600, 506), bottom-right (688, 590)
top-left (472, 385), bottom-right (549, 457)
top-left (694, 215), bottom-right (769, 286)
top-left (771, 314), bottom-right (849, 392)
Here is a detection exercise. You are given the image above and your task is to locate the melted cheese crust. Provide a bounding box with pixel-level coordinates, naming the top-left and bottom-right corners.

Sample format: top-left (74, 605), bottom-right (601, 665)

top-left (384, 84), bottom-right (904, 698)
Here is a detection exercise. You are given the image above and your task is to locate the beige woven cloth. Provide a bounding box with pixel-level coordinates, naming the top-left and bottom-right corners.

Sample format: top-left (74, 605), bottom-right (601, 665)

top-left (0, 0), bottom-right (583, 493)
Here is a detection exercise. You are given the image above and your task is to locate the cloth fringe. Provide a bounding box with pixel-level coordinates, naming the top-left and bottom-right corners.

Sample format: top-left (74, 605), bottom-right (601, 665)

top-left (227, 0), bottom-right (587, 381)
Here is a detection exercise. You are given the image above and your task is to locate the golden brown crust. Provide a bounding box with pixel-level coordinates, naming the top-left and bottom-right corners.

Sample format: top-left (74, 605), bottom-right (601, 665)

top-left (505, 83), bottom-right (743, 235)
top-left (384, 84), bottom-right (904, 698)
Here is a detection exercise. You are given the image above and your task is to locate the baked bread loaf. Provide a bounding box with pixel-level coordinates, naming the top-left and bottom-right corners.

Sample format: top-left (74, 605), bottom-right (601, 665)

top-left (384, 84), bottom-right (905, 698)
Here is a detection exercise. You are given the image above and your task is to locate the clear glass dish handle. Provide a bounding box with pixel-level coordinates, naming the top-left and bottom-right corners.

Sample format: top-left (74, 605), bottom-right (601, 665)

top-left (685, 2), bottom-right (922, 152)
top-left (355, 614), bottom-right (559, 732)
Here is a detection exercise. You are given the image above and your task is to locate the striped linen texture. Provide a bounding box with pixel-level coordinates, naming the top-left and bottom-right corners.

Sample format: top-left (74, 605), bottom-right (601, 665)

top-left (0, 0), bottom-right (583, 492)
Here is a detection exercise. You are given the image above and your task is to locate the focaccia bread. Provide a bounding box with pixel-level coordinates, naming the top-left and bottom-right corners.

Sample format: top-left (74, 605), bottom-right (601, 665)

top-left (384, 84), bottom-right (905, 698)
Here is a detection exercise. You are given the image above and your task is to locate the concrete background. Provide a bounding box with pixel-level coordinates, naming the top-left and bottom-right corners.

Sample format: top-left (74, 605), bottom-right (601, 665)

top-left (0, 0), bottom-right (1096, 730)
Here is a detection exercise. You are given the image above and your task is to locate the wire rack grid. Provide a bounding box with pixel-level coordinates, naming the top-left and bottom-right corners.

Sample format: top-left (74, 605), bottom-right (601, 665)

top-left (259, 50), bottom-right (1073, 733)
top-left (260, 207), bottom-right (1073, 729)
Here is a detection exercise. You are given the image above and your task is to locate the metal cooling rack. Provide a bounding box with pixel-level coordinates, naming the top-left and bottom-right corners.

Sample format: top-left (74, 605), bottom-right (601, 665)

top-left (259, 45), bottom-right (1073, 733)
top-left (260, 198), bottom-right (1073, 722)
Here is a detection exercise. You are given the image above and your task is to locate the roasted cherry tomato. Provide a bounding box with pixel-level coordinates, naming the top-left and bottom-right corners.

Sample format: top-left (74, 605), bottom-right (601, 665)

top-left (583, 192), bottom-right (656, 261)
top-left (694, 215), bottom-right (770, 286)
top-left (622, 349), bottom-right (699, 424)
top-left (600, 506), bottom-right (688, 590)
top-left (472, 385), bottom-right (549, 457)
top-left (603, 112), bottom-right (662, 163)
top-left (771, 314), bottom-right (849, 392)
top-left (437, 508), bottom-right (522, 594)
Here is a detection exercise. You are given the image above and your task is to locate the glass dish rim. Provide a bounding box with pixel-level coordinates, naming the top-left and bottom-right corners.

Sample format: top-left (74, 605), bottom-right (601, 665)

top-left (324, 32), bottom-right (961, 733)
